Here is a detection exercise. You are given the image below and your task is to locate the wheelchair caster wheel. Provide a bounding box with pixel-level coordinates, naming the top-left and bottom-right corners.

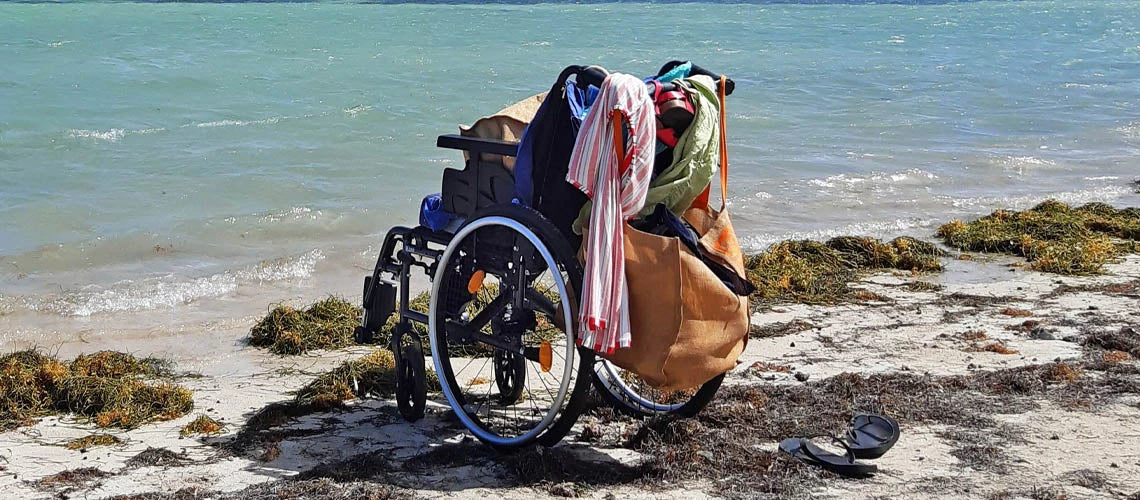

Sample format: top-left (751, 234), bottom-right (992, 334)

top-left (354, 326), bottom-right (374, 345)
top-left (493, 349), bottom-right (527, 405)
top-left (395, 342), bottom-right (427, 422)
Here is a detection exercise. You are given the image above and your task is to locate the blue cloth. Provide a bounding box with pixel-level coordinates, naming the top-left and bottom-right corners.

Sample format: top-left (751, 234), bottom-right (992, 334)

top-left (419, 193), bottom-right (453, 232)
top-left (566, 80), bottom-right (598, 124)
top-left (656, 62), bottom-right (692, 83)
top-left (514, 77), bottom-right (598, 207)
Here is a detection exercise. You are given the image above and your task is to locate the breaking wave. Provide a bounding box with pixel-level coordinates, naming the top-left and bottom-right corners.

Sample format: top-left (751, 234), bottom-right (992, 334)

top-left (67, 127), bottom-right (165, 142)
top-left (740, 217), bottom-right (939, 253)
top-left (807, 168), bottom-right (940, 190)
top-left (20, 249), bottom-right (324, 317)
top-left (947, 185), bottom-right (1134, 212)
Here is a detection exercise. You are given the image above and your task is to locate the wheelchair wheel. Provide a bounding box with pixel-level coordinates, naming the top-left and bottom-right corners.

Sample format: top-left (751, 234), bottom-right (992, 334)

top-left (429, 205), bottom-right (594, 449)
top-left (394, 340), bottom-right (427, 422)
top-left (592, 361), bottom-right (724, 418)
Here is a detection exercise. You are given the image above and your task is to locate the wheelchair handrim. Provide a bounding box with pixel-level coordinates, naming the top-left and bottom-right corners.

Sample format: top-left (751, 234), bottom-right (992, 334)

top-left (429, 215), bottom-right (576, 447)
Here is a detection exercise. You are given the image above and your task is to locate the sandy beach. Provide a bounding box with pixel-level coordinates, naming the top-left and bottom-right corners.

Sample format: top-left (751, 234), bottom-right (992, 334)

top-left (2, 245), bottom-right (1137, 500)
top-left (5, 2), bottom-right (1140, 498)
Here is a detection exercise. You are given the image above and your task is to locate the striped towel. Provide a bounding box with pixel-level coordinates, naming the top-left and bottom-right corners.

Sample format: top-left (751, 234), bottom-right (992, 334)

top-left (565, 73), bottom-right (655, 354)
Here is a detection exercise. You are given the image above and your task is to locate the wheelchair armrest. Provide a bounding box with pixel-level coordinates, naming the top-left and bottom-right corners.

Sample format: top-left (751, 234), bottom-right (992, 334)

top-left (436, 134), bottom-right (519, 158)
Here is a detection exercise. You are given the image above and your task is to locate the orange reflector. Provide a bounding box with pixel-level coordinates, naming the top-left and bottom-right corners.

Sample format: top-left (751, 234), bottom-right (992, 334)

top-left (467, 270), bottom-right (485, 294)
top-left (539, 341), bottom-right (552, 372)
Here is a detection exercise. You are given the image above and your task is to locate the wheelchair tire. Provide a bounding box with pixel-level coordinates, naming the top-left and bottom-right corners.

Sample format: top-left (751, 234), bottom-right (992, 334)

top-left (429, 204), bottom-right (594, 449)
top-left (591, 361), bottom-right (724, 418)
top-left (395, 342), bottom-right (427, 422)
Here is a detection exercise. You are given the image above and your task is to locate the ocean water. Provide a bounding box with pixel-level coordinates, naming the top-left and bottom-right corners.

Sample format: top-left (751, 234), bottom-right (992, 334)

top-left (1, 0), bottom-right (1139, 326)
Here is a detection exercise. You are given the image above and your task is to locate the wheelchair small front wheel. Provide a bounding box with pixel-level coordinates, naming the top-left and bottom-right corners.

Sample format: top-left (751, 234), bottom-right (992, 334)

top-left (394, 341), bottom-right (427, 422)
top-left (429, 205), bottom-right (593, 449)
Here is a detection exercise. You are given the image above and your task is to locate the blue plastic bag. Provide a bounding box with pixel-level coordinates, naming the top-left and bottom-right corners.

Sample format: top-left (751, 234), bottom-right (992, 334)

top-left (419, 193), bottom-right (453, 232)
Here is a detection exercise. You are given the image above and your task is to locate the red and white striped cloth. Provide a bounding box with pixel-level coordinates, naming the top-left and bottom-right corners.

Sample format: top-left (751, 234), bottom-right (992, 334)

top-left (566, 73), bottom-right (656, 354)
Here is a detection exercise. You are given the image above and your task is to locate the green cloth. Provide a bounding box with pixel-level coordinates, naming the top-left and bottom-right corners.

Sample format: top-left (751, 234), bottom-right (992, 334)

top-left (572, 75), bottom-right (719, 234)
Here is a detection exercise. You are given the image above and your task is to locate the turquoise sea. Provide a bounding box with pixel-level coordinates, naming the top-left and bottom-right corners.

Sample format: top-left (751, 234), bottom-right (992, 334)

top-left (1, 1), bottom-right (1139, 322)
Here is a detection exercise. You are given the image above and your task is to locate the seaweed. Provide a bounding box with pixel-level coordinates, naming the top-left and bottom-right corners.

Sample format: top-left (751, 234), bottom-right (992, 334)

top-left (999, 307), bottom-right (1033, 317)
top-left (226, 479), bottom-right (413, 500)
top-left (114, 478), bottom-right (415, 500)
top-left (70, 351), bottom-right (173, 379)
top-left (1062, 469), bottom-right (1110, 491)
top-left (247, 294), bottom-right (444, 356)
top-left (905, 280), bottom-right (944, 292)
top-left (35, 467), bottom-right (112, 489)
top-left (745, 236), bottom-right (944, 305)
top-left (125, 447), bottom-right (193, 468)
top-left (749, 319), bottom-right (816, 339)
top-left (1083, 326), bottom-right (1140, 357)
top-left (937, 200), bottom-right (1140, 275)
top-left (0, 350), bottom-right (64, 428)
top-left (0, 349), bottom-right (193, 431)
top-left (249, 296), bottom-right (362, 355)
top-left (293, 349), bottom-right (439, 410)
top-left (65, 433), bottom-right (122, 451)
top-left (964, 341), bottom-right (1020, 355)
top-left (180, 414), bottom-right (226, 437)
top-left (294, 349), bottom-right (397, 410)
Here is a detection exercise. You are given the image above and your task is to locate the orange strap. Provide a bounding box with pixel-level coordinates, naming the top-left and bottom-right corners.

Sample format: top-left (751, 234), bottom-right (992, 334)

top-left (612, 109), bottom-right (625, 167)
top-left (717, 75), bottom-right (729, 209)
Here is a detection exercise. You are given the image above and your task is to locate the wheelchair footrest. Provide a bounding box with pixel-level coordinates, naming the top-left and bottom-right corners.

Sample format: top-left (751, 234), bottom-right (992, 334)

top-left (362, 276), bottom-right (397, 335)
top-left (353, 326), bottom-right (373, 345)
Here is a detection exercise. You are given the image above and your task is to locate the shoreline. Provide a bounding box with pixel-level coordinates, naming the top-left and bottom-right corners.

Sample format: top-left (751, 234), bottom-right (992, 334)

top-left (3, 181), bottom-right (1138, 326)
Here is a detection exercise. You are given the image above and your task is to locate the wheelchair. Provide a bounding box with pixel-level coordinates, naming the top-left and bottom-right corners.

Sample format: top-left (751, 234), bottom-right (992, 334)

top-left (354, 63), bottom-right (736, 449)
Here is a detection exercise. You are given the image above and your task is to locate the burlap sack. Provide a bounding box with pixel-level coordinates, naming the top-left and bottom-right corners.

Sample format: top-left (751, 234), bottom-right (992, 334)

top-left (600, 207), bottom-right (749, 392)
top-left (599, 75), bottom-right (748, 392)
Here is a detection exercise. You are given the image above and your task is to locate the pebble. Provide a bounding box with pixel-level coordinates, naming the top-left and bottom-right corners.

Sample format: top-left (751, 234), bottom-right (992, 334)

top-left (1029, 327), bottom-right (1056, 340)
top-left (549, 482), bottom-right (579, 497)
top-left (795, 372), bottom-right (810, 382)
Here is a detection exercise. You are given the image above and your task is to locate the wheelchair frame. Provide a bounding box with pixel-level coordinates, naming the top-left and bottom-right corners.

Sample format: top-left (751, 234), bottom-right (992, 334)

top-left (355, 64), bottom-right (736, 448)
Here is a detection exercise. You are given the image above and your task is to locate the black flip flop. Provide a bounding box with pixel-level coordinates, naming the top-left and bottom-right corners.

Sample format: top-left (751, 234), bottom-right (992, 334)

top-left (845, 414), bottom-right (900, 459)
top-left (779, 436), bottom-right (878, 477)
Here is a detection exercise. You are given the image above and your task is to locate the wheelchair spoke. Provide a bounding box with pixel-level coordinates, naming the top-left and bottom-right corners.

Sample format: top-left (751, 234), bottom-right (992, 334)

top-left (429, 208), bottom-right (591, 448)
top-left (483, 358), bottom-right (494, 419)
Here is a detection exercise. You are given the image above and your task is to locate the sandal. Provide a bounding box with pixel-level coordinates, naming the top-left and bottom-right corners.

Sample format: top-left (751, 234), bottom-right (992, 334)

top-left (845, 414), bottom-right (900, 459)
top-left (779, 436), bottom-right (878, 478)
